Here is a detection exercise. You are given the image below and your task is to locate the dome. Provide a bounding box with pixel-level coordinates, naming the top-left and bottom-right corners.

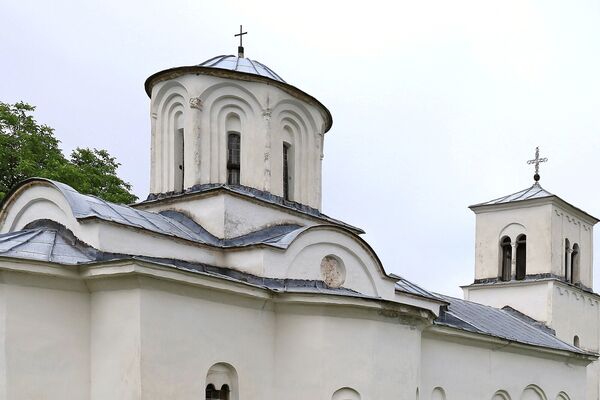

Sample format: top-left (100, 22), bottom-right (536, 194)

top-left (198, 55), bottom-right (286, 83)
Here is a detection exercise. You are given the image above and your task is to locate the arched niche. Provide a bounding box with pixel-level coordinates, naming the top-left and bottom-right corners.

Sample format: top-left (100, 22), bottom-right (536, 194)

top-left (432, 387), bottom-right (446, 400)
top-left (493, 390), bottom-right (512, 400)
top-left (555, 392), bottom-right (570, 400)
top-left (287, 240), bottom-right (378, 296)
top-left (332, 387), bottom-right (360, 400)
top-left (0, 181), bottom-right (79, 236)
top-left (520, 385), bottom-right (547, 400)
top-left (205, 362), bottom-right (238, 400)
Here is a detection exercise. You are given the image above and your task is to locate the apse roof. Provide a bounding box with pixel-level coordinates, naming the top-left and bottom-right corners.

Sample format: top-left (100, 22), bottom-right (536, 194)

top-left (198, 55), bottom-right (286, 83)
top-left (0, 221), bottom-right (374, 299)
top-left (436, 294), bottom-right (589, 355)
top-left (3, 179), bottom-right (356, 248)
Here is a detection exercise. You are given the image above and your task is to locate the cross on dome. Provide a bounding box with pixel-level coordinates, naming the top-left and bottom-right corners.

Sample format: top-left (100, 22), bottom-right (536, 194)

top-left (234, 25), bottom-right (247, 58)
top-left (527, 146), bottom-right (548, 182)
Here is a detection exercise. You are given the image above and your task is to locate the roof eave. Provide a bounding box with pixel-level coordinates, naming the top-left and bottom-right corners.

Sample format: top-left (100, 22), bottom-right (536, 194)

top-left (469, 195), bottom-right (600, 225)
top-left (144, 65), bottom-right (333, 133)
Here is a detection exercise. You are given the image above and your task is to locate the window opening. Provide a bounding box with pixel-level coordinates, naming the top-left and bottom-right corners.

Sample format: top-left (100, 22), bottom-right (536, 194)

top-left (227, 132), bottom-right (241, 185)
top-left (500, 237), bottom-right (512, 281)
top-left (206, 384), bottom-right (230, 400)
top-left (283, 143), bottom-right (291, 200)
top-left (515, 234), bottom-right (526, 280)
top-left (565, 239), bottom-right (571, 282)
top-left (571, 243), bottom-right (580, 284)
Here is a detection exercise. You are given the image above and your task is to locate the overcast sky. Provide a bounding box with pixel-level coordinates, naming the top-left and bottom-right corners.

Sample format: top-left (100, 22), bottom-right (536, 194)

top-left (2, 0), bottom-right (600, 296)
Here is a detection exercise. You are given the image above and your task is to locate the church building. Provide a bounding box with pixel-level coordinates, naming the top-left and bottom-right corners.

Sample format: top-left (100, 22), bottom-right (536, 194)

top-left (0, 39), bottom-right (599, 399)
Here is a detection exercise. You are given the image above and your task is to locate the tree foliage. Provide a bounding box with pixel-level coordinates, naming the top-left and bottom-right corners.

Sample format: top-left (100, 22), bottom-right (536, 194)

top-left (0, 101), bottom-right (137, 204)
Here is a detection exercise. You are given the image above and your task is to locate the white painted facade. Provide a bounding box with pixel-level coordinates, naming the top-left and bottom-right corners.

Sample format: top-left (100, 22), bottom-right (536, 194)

top-left (0, 53), bottom-right (598, 400)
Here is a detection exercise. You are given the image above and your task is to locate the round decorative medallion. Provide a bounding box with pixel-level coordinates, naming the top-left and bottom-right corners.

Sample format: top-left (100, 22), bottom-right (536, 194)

top-left (320, 255), bottom-right (346, 288)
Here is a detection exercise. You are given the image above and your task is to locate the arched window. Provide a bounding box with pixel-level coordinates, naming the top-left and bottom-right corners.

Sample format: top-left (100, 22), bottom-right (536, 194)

top-left (571, 243), bottom-right (580, 284)
top-left (564, 238), bottom-right (571, 282)
top-left (432, 387), bottom-right (446, 400)
top-left (500, 236), bottom-right (512, 281)
top-left (521, 385), bottom-right (546, 400)
top-left (206, 363), bottom-right (237, 400)
top-left (492, 390), bottom-right (512, 400)
top-left (332, 387), bottom-right (361, 400)
top-left (573, 335), bottom-right (580, 347)
top-left (205, 384), bottom-right (229, 400)
top-left (283, 142), bottom-right (293, 201)
top-left (516, 234), bottom-right (526, 280)
top-left (227, 132), bottom-right (241, 185)
top-left (174, 111), bottom-right (184, 192)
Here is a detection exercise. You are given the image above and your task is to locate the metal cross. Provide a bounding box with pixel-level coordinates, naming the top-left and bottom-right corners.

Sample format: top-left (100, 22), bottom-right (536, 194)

top-left (527, 146), bottom-right (548, 182)
top-left (234, 25), bottom-right (247, 48)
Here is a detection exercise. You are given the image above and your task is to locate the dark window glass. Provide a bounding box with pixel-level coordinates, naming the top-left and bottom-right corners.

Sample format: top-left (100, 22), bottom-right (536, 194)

top-left (283, 144), bottom-right (290, 200)
top-left (501, 237), bottom-right (512, 281)
top-left (565, 239), bottom-right (571, 282)
top-left (206, 384), bottom-right (230, 400)
top-left (227, 133), bottom-right (241, 185)
top-left (571, 243), bottom-right (580, 284)
top-left (515, 235), bottom-right (526, 280)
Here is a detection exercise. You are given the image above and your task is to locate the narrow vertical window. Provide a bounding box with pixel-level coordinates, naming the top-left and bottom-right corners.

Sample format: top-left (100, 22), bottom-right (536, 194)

top-left (227, 132), bottom-right (241, 185)
top-left (205, 384), bottom-right (230, 400)
top-left (206, 384), bottom-right (218, 400)
top-left (283, 143), bottom-right (290, 200)
top-left (174, 112), bottom-right (184, 192)
top-left (571, 243), bottom-right (580, 284)
top-left (515, 234), bottom-right (526, 280)
top-left (500, 237), bottom-right (512, 281)
top-left (565, 238), bottom-right (571, 282)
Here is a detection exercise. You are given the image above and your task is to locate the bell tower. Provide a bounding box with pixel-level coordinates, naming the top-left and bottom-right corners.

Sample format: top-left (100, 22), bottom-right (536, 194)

top-left (463, 149), bottom-right (599, 354)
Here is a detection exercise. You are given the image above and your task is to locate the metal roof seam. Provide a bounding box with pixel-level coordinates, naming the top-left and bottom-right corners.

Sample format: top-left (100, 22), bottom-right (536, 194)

top-left (0, 230), bottom-right (45, 254)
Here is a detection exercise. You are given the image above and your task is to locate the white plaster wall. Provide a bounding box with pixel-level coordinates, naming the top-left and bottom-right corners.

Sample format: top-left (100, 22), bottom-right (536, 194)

top-left (2, 271), bottom-right (90, 400)
top-left (549, 281), bottom-right (600, 352)
top-left (89, 279), bottom-right (141, 399)
top-left (463, 281), bottom-right (551, 323)
top-left (262, 227), bottom-right (396, 299)
top-left (149, 74), bottom-right (326, 209)
top-left (0, 183), bottom-right (82, 235)
top-left (551, 204), bottom-right (594, 288)
top-left (421, 331), bottom-right (588, 400)
top-left (137, 279), bottom-right (275, 399)
top-left (135, 191), bottom-right (339, 239)
top-left (274, 303), bottom-right (423, 400)
top-left (473, 204), bottom-right (552, 280)
top-left (548, 281), bottom-right (600, 400)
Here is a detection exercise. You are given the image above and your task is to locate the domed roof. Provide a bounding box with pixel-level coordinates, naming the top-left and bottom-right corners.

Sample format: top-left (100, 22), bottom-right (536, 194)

top-left (198, 55), bottom-right (286, 83)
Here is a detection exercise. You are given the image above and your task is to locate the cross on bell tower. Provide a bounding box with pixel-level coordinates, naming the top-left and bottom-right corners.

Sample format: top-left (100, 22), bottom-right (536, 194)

top-left (527, 146), bottom-right (548, 183)
top-left (235, 25), bottom-right (247, 58)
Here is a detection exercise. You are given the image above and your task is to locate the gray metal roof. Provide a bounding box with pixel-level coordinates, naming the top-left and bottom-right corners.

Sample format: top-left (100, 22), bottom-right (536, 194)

top-left (0, 221), bottom-right (376, 300)
top-left (395, 275), bottom-right (445, 302)
top-left (469, 182), bottom-right (600, 223)
top-left (435, 294), bottom-right (586, 354)
top-left (471, 183), bottom-right (553, 207)
top-left (143, 183), bottom-right (364, 234)
top-left (24, 179), bottom-right (306, 249)
top-left (0, 221), bottom-right (100, 264)
top-left (198, 55), bottom-right (286, 83)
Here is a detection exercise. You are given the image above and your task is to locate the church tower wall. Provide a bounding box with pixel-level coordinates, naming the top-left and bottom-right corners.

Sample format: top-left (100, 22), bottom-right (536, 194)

top-left (148, 73), bottom-right (327, 210)
top-left (473, 202), bottom-right (553, 281)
